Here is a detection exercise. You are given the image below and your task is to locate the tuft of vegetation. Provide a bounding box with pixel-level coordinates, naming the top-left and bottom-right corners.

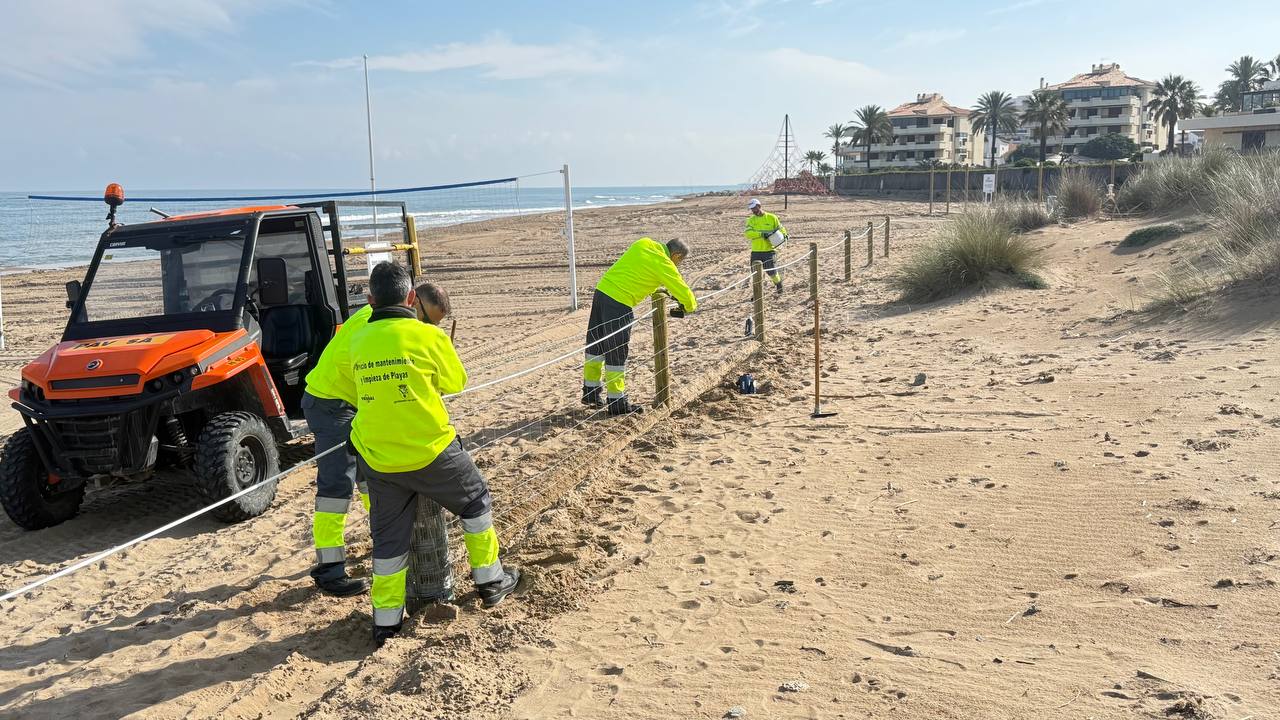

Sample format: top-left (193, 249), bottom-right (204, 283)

top-left (1120, 222), bottom-right (1193, 248)
top-left (1145, 262), bottom-right (1218, 312)
top-left (992, 199), bottom-right (1051, 233)
top-left (1116, 146), bottom-right (1234, 214)
top-left (1204, 152), bottom-right (1280, 283)
top-left (892, 209), bottom-right (1046, 301)
top-left (1054, 168), bottom-right (1104, 219)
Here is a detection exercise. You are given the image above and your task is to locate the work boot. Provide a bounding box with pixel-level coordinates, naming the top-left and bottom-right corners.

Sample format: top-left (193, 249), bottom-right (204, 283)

top-left (311, 562), bottom-right (368, 598)
top-left (581, 384), bottom-right (604, 408)
top-left (607, 397), bottom-right (645, 417)
top-left (775, 279), bottom-right (784, 296)
top-left (372, 622), bottom-right (402, 648)
top-left (476, 567), bottom-right (525, 607)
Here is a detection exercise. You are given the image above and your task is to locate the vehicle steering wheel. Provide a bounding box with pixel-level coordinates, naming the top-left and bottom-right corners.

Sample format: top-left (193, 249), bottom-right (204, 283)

top-left (193, 288), bottom-right (236, 313)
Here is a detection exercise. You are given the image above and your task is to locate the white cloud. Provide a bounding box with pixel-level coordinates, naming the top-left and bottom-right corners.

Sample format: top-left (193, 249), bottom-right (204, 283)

top-left (307, 34), bottom-right (616, 80)
top-left (761, 48), bottom-right (886, 89)
top-left (0, 0), bottom-right (299, 87)
top-left (893, 29), bottom-right (968, 50)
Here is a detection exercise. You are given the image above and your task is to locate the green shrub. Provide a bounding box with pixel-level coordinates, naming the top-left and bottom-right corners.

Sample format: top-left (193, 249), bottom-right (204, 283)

top-left (992, 199), bottom-right (1051, 233)
top-left (892, 209), bottom-right (1046, 301)
top-left (1079, 134), bottom-right (1139, 161)
top-left (1204, 152), bottom-right (1280, 282)
top-left (1054, 169), bottom-right (1103, 219)
top-left (1120, 222), bottom-right (1191, 248)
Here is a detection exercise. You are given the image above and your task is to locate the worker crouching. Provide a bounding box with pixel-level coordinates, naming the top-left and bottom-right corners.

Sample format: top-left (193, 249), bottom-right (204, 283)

top-left (582, 237), bottom-right (697, 416)
top-left (349, 262), bottom-right (522, 647)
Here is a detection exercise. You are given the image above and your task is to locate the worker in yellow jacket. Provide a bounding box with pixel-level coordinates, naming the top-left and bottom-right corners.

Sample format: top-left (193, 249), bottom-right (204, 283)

top-left (582, 237), bottom-right (697, 416)
top-left (302, 280), bottom-right (450, 597)
top-left (744, 198), bottom-right (787, 294)
top-left (350, 262), bottom-right (522, 647)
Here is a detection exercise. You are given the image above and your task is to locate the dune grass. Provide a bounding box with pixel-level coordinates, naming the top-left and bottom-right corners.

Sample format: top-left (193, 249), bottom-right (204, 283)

top-left (892, 208), bottom-right (1046, 301)
top-left (1116, 146), bottom-right (1234, 215)
top-left (992, 199), bottom-right (1051, 233)
top-left (1053, 169), bottom-right (1103, 219)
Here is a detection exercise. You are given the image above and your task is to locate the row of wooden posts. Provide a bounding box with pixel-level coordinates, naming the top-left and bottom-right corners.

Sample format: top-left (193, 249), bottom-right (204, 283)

top-left (648, 216), bottom-right (893, 412)
top-left (922, 160), bottom-right (1121, 215)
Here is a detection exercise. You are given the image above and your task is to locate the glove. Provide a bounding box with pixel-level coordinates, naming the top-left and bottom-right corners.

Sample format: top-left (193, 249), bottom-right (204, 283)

top-left (669, 306), bottom-right (687, 319)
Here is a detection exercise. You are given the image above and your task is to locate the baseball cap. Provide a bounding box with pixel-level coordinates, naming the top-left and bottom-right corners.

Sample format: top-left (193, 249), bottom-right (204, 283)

top-left (747, 198), bottom-right (761, 209)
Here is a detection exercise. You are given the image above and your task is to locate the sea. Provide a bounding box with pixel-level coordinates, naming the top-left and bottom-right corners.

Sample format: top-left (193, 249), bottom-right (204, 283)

top-left (0, 184), bottom-right (740, 271)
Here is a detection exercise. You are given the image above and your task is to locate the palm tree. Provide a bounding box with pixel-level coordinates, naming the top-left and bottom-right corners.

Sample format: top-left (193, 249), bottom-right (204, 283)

top-left (803, 150), bottom-right (826, 173)
top-left (817, 162), bottom-right (834, 176)
top-left (1020, 88), bottom-right (1069, 164)
top-left (1213, 80), bottom-right (1241, 111)
top-left (824, 123), bottom-right (848, 169)
top-left (1226, 55), bottom-right (1272, 109)
top-left (1199, 103), bottom-right (1218, 117)
top-left (1148, 75), bottom-right (1202, 155)
top-left (849, 105), bottom-right (892, 173)
top-left (1272, 53), bottom-right (1280, 78)
top-left (970, 90), bottom-right (1020, 167)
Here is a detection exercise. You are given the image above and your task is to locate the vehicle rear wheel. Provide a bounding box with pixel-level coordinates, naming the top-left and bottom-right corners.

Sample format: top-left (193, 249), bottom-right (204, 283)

top-left (0, 429), bottom-right (85, 530)
top-left (195, 412), bottom-right (280, 523)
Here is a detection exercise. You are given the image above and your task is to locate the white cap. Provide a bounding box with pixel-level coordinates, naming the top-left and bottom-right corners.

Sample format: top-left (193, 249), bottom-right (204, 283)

top-left (747, 198), bottom-right (761, 209)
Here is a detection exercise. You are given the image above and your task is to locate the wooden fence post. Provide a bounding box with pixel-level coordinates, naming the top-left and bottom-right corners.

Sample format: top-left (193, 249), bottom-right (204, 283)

top-left (1110, 160), bottom-right (1117, 187)
top-left (883, 216), bottom-right (891, 257)
top-left (843, 229), bottom-right (852, 281)
top-left (751, 261), bottom-right (766, 344)
top-left (866, 221), bottom-right (874, 266)
top-left (651, 293), bottom-right (671, 407)
top-left (808, 242), bottom-right (819, 304)
top-left (1037, 164), bottom-right (1044, 202)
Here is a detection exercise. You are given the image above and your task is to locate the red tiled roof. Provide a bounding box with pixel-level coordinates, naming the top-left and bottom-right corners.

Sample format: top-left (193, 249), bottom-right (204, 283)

top-left (1048, 63), bottom-right (1153, 90)
top-left (887, 93), bottom-right (972, 118)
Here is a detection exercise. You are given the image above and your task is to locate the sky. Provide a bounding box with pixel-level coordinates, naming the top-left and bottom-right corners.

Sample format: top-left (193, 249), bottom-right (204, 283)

top-left (1, 0), bottom-right (1277, 191)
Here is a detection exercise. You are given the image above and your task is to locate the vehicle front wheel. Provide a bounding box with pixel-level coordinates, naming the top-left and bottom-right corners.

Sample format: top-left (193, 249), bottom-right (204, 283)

top-left (0, 429), bottom-right (85, 530)
top-left (195, 412), bottom-right (280, 523)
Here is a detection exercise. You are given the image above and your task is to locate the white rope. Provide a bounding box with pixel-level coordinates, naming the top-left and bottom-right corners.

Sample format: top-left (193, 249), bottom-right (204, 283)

top-left (0, 443), bottom-right (348, 603)
top-left (0, 223), bottom-right (874, 603)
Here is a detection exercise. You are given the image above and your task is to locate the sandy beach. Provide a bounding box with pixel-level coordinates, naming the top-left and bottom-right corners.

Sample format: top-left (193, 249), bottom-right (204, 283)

top-left (1, 193), bottom-right (1278, 719)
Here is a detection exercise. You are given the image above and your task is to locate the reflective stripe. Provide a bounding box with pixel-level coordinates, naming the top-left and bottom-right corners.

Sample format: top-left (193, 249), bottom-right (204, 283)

top-left (471, 560), bottom-right (503, 585)
top-left (356, 480), bottom-right (369, 495)
top-left (459, 512), bottom-right (493, 535)
top-left (313, 511), bottom-right (347, 552)
top-left (373, 605), bottom-right (404, 627)
top-left (463, 526), bottom-right (500, 571)
top-left (584, 353), bottom-right (604, 363)
top-left (607, 391), bottom-right (627, 399)
top-left (315, 496), bottom-right (350, 514)
top-left (604, 364), bottom-right (626, 373)
top-left (583, 380), bottom-right (602, 388)
top-left (315, 546), bottom-right (345, 564)
top-left (372, 553), bottom-right (409, 576)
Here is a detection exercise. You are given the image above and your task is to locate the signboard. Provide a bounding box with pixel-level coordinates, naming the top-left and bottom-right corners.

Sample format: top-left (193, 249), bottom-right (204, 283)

top-left (982, 174), bottom-right (996, 195)
top-left (365, 242), bottom-right (393, 274)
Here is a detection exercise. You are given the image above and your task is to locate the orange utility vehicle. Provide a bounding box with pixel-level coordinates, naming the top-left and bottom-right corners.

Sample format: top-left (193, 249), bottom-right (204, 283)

top-left (0, 185), bottom-right (420, 530)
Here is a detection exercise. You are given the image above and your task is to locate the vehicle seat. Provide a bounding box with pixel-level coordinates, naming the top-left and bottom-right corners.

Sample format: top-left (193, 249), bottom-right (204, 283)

top-left (257, 257), bottom-right (313, 386)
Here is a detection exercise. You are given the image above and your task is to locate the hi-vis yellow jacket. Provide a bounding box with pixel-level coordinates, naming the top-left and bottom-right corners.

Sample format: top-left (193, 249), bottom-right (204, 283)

top-left (596, 237), bottom-right (698, 313)
top-left (304, 304), bottom-right (373, 404)
top-left (349, 306), bottom-right (467, 473)
top-left (745, 212), bottom-right (787, 253)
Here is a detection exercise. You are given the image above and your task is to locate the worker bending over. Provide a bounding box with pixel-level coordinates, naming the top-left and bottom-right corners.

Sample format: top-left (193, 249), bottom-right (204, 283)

top-left (350, 262), bottom-right (521, 647)
top-left (744, 198), bottom-right (787, 294)
top-left (582, 237), bottom-right (697, 416)
top-left (301, 280), bottom-right (451, 597)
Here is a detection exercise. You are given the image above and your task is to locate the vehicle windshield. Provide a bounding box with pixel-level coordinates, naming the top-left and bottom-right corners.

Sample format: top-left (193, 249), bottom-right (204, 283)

top-left (80, 223), bottom-right (248, 324)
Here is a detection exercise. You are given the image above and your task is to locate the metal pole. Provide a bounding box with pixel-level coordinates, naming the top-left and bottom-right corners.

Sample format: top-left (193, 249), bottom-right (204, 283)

top-left (808, 242), bottom-right (818, 304)
top-left (843, 229), bottom-right (852, 281)
top-left (783, 114), bottom-right (790, 211)
top-left (1038, 164), bottom-right (1044, 202)
top-left (751, 261), bottom-right (766, 344)
top-left (362, 54), bottom-right (378, 243)
top-left (562, 164), bottom-right (578, 311)
top-left (651, 293), bottom-right (671, 407)
top-left (965, 166), bottom-right (972, 207)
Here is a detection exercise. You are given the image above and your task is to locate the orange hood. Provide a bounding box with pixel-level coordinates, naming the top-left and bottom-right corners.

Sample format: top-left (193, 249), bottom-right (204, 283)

top-left (22, 329), bottom-right (224, 400)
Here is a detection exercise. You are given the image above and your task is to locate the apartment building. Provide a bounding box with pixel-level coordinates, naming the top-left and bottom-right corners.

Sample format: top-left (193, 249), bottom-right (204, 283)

top-left (1180, 80), bottom-right (1280, 153)
top-left (1043, 63), bottom-right (1163, 156)
top-left (840, 93), bottom-right (985, 170)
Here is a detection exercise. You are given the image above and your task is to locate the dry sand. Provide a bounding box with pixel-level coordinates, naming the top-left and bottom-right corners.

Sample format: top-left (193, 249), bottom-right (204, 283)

top-left (1, 194), bottom-right (1278, 719)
